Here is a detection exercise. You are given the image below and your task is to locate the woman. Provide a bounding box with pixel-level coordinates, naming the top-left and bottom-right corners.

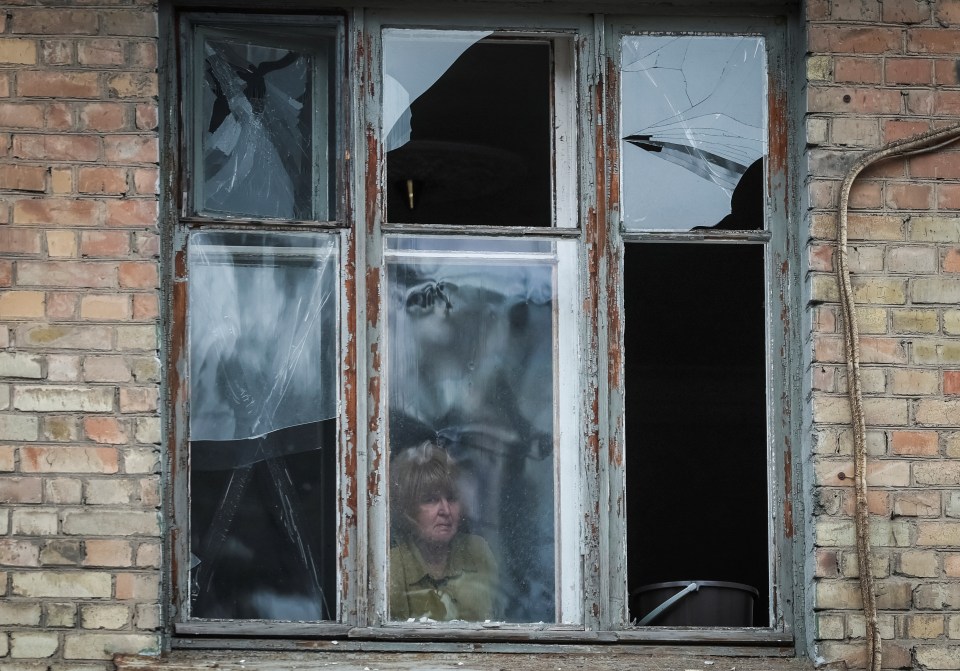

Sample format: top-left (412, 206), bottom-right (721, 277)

top-left (389, 442), bottom-right (498, 621)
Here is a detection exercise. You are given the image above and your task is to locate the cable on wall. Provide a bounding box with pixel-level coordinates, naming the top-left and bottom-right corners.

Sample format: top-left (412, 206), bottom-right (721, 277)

top-left (835, 122), bottom-right (960, 671)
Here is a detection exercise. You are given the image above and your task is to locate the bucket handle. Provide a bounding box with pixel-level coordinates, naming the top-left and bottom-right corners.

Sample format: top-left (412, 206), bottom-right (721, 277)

top-left (637, 581), bottom-right (700, 626)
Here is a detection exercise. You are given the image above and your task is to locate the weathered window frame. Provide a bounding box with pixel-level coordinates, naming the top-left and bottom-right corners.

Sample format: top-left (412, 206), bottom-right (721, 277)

top-left (160, 1), bottom-right (803, 653)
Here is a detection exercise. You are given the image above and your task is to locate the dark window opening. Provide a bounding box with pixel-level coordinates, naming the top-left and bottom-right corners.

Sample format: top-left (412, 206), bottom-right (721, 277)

top-left (385, 38), bottom-right (552, 226)
top-left (625, 243), bottom-right (769, 627)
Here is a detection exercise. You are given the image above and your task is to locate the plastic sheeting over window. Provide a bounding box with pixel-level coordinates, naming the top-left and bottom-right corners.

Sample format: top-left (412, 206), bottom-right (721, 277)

top-left (188, 231), bottom-right (339, 621)
top-left (195, 26), bottom-right (336, 221)
top-left (385, 237), bottom-right (580, 624)
top-left (620, 35), bottom-right (767, 231)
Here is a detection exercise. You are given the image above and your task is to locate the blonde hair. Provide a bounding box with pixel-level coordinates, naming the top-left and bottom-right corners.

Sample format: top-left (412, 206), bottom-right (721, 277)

top-left (390, 441), bottom-right (461, 541)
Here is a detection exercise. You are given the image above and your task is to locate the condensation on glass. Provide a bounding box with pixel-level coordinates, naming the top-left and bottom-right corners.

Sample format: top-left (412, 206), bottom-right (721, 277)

top-left (192, 24), bottom-right (337, 220)
top-left (384, 236), bottom-right (580, 624)
top-left (188, 231), bottom-right (339, 620)
top-left (382, 29), bottom-right (554, 227)
top-left (620, 35), bottom-right (767, 231)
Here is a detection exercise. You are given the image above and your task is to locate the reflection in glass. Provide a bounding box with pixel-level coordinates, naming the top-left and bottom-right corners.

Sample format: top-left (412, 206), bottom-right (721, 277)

top-left (621, 36), bottom-right (767, 231)
top-left (386, 238), bottom-right (560, 622)
top-left (188, 231), bottom-right (338, 620)
top-left (196, 27), bottom-right (335, 220)
top-left (383, 30), bottom-right (552, 226)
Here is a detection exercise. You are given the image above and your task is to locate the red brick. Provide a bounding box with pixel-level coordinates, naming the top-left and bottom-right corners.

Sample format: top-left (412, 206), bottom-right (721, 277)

top-left (807, 0), bottom-right (831, 19)
top-left (107, 72), bottom-right (158, 98)
top-left (134, 232), bottom-right (158, 257)
top-left (886, 183), bottom-right (933, 209)
top-left (77, 39), bottom-right (124, 67)
top-left (935, 59), bottom-right (960, 85)
top-left (910, 152), bottom-right (960, 179)
top-left (832, 0), bottom-right (880, 21)
top-left (84, 417), bottom-right (128, 445)
top-left (17, 261), bottom-right (117, 288)
top-left (104, 136), bottom-right (157, 163)
top-left (0, 165), bottom-right (46, 192)
top-left (907, 28), bottom-right (960, 54)
top-left (13, 198), bottom-right (100, 226)
top-left (808, 87), bottom-right (902, 114)
top-left (883, 119), bottom-right (931, 142)
top-left (46, 292), bottom-right (78, 319)
top-left (809, 26), bottom-right (903, 54)
top-left (80, 231), bottom-right (129, 257)
top-left (104, 199), bottom-right (157, 228)
top-left (0, 228), bottom-right (41, 254)
top-left (135, 104), bottom-right (157, 131)
top-left (102, 10), bottom-right (157, 37)
top-left (41, 39), bottom-right (73, 66)
top-left (17, 71), bottom-right (99, 98)
top-left (945, 248), bottom-right (960, 272)
top-left (891, 430), bottom-right (939, 456)
top-left (936, 90), bottom-right (960, 115)
top-left (132, 293), bottom-right (157, 320)
top-left (834, 56), bottom-right (883, 84)
top-left (905, 89), bottom-right (935, 115)
top-left (78, 102), bottom-right (126, 132)
top-left (0, 103), bottom-right (43, 128)
top-left (20, 446), bottom-right (118, 474)
top-left (118, 262), bottom-right (157, 289)
top-left (46, 102), bottom-right (72, 131)
top-left (0, 477), bottom-right (42, 504)
top-left (130, 42), bottom-right (157, 70)
top-left (0, 261), bottom-right (12, 287)
top-left (78, 167), bottom-right (127, 195)
top-left (850, 180), bottom-right (883, 208)
top-left (12, 135), bottom-right (99, 162)
top-left (12, 10), bottom-right (99, 35)
top-left (935, 0), bottom-right (960, 25)
top-left (945, 370), bottom-right (960, 395)
top-left (132, 168), bottom-right (157, 195)
top-left (885, 58), bottom-right (933, 84)
top-left (883, 0), bottom-right (931, 23)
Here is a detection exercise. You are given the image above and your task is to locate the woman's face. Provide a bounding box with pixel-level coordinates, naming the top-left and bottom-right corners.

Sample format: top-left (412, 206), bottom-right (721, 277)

top-left (414, 490), bottom-right (461, 546)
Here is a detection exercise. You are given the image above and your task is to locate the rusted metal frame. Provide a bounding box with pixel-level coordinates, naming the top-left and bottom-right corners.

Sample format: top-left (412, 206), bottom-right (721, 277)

top-left (621, 230), bottom-right (773, 244)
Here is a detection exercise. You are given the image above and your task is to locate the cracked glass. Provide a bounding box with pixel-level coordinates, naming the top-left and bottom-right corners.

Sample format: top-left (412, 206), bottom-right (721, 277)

top-left (620, 35), bottom-right (767, 231)
top-left (188, 230), bottom-right (339, 620)
top-left (195, 26), bottom-right (335, 221)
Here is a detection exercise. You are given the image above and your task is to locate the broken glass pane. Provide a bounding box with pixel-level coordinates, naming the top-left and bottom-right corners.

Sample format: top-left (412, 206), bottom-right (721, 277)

top-left (620, 35), bottom-right (767, 231)
top-left (383, 30), bottom-right (552, 226)
top-left (188, 230), bottom-right (339, 620)
top-left (197, 27), bottom-right (335, 220)
top-left (385, 236), bottom-right (569, 623)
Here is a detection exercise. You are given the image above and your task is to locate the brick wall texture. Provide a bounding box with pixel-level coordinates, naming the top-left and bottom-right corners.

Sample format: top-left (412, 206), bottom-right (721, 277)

top-left (0, 0), bottom-right (162, 667)
top-left (807, 0), bottom-right (960, 669)
top-left (0, 0), bottom-right (958, 669)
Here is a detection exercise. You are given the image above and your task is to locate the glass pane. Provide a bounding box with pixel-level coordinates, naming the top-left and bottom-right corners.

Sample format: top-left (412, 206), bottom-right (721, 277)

top-left (196, 27), bottom-right (335, 220)
top-left (188, 230), bottom-right (339, 620)
top-left (386, 237), bottom-right (579, 623)
top-left (624, 243), bottom-right (769, 626)
top-left (621, 36), bottom-right (766, 231)
top-left (383, 30), bottom-right (552, 226)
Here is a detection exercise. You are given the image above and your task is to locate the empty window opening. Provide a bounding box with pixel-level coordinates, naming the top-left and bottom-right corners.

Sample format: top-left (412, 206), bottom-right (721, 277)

top-left (624, 242), bottom-right (770, 627)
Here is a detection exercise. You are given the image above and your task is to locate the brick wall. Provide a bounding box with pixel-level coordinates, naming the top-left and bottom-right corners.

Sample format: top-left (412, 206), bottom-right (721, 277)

top-left (0, 1), bottom-right (161, 666)
top-left (806, 0), bottom-right (960, 668)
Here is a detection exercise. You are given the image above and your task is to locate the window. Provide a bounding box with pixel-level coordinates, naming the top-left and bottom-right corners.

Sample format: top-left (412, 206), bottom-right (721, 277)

top-left (165, 6), bottom-right (798, 646)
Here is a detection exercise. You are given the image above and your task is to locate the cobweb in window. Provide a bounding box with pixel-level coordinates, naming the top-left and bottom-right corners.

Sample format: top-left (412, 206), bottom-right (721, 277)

top-left (621, 35), bottom-right (766, 231)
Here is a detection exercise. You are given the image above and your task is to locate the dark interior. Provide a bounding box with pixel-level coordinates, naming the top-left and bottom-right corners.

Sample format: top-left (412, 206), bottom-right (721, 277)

top-left (386, 39), bottom-right (552, 226)
top-left (624, 242), bottom-right (770, 627)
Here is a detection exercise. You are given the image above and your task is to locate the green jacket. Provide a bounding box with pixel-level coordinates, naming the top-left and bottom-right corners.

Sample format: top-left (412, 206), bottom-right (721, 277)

top-left (390, 533), bottom-right (498, 621)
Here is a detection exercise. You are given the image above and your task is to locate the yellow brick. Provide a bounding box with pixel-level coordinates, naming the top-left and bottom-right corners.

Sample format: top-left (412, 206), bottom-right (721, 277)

top-left (0, 39), bottom-right (37, 65)
top-left (889, 369), bottom-right (938, 395)
top-left (46, 230), bottom-right (77, 258)
top-left (808, 55), bottom-right (832, 81)
top-left (892, 309), bottom-right (938, 334)
top-left (907, 614), bottom-right (944, 639)
top-left (0, 291), bottom-right (44, 318)
top-left (910, 216), bottom-right (960, 242)
top-left (80, 295), bottom-right (130, 320)
top-left (946, 310), bottom-right (960, 336)
top-left (913, 340), bottom-right (960, 365)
